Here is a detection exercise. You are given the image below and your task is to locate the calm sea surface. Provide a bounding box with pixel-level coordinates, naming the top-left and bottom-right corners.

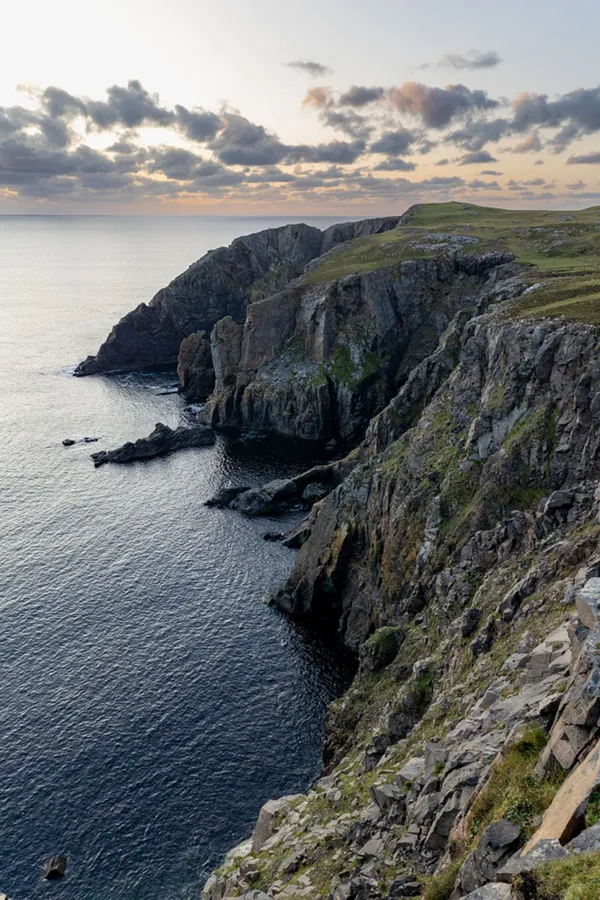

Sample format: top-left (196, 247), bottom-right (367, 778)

top-left (0, 216), bottom-right (357, 900)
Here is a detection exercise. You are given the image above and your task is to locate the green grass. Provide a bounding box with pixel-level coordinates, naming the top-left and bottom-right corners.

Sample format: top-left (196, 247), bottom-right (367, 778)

top-left (516, 850), bottom-right (600, 900)
top-left (302, 202), bottom-right (600, 325)
top-left (468, 727), bottom-right (564, 840)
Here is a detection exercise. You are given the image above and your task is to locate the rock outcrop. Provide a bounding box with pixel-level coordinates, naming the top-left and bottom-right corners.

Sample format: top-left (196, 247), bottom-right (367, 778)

top-left (91, 422), bottom-right (215, 466)
top-left (177, 331), bottom-right (214, 401)
top-left (75, 218), bottom-right (400, 377)
top-left (200, 253), bottom-right (522, 446)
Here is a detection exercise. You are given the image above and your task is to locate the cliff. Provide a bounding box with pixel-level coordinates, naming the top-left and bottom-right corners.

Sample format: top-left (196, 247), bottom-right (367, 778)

top-left (74, 201), bottom-right (600, 898)
top-left (194, 203), bottom-right (600, 899)
top-left (74, 217), bottom-right (400, 376)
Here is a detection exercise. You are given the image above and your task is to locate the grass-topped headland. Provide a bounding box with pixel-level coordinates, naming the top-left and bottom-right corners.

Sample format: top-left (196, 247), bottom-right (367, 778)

top-left (303, 202), bottom-right (600, 324)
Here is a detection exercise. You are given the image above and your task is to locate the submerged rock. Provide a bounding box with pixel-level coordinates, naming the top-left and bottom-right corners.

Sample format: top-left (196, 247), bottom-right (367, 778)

top-left (62, 436), bottom-right (99, 446)
top-left (44, 855), bottom-right (67, 879)
top-left (91, 423), bottom-right (215, 467)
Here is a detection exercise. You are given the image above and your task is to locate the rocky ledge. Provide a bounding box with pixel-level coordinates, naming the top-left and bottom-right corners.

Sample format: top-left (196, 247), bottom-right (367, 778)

top-left (91, 422), bottom-right (214, 467)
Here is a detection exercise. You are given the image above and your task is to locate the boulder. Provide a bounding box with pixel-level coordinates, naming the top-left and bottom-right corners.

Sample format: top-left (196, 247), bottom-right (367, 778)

top-left (463, 886), bottom-right (512, 900)
top-left (455, 820), bottom-right (522, 894)
top-left (44, 855), bottom-right (67, 879)
top-left (389, 876), bottom-right (421, 897)
top-left (496, 839), bottom-right (569, 882)
top-left (91, 423), bottom-right (215, 466)
top-left (567, 821), bottom-right (600, 853)
top-left (396, 757), bottom-right (426, 788)
top-left (471, 617), bottom-right (497, 657)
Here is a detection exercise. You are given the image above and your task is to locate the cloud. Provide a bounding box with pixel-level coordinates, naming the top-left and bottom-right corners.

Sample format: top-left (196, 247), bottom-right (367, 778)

top-left (370, 129), bottom-right (416, 155)
top-left (373, 157), bottom-right (417, 171)
top-left (209, 113), bottom-right (287, 165)
top-left (302, 86), bottom-right (334, 109)
top-left (448, 119), bottom-right (509, 151)
top-left (511, 86), bottom-right (600, 148)
top-left (86, 80), bottom-right (174, 129)
top-left (338, 85), bottom-right (385, 107)
top-left (175, 105), bottom-right (221, 142)
top-left (481, 169), bottom-right (502, 175)
top-left (388, 82), bottom-right (499, 128)
top-left (511, 131), bottom-right (543, 153)
top-left (435, 158), bottom-right (449, 166)
top-left (286, 60), bottom-right (332, 77)
top-left (566, 180), bottom-right (586, 189)
top-left (319, 109), bottom-right (373, 140)
top-left (437, 50), bottom-right (502, 70)
top-left (467, 179), bottom-right (501, 190)
top-left (458, 150), bottom-right (498, 165)
top-left (566, 151), bottom-right (600, 164)
top-left (287, 139), bottom-right (366, 164)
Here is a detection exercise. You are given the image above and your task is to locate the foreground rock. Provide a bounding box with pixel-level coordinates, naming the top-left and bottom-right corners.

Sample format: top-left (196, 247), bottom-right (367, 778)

top-left (44, 855), bottom-right (67, 879)
top-left (62, 436), bottom-right (99, 446)
top-left (91, 423), bottom-right (215, 467)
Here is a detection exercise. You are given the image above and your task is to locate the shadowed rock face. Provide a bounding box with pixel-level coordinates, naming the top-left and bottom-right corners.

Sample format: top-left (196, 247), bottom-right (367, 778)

top-left (75, 218), bottom-right (400, 376)
top-left (177, 331), bottom-right (214, 402)
top-left (200, 252), bottom-right (521, 446)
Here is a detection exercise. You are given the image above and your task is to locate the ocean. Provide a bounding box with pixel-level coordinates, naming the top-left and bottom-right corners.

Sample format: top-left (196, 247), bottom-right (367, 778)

top-left (0, 215), bottom-right (356, 899)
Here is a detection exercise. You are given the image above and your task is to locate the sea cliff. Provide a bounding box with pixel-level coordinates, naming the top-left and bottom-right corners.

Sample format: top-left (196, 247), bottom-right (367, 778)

top-left (79, 203), bottom-right (600, 899)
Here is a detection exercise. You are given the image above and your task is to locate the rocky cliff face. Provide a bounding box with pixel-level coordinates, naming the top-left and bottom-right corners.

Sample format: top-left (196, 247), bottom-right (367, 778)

top-left (199, 253), bottom-right (521, 446)
top-left (75, 217), bottom-right (400, 376)
top-left (200, 282), bottom-right (600, 899)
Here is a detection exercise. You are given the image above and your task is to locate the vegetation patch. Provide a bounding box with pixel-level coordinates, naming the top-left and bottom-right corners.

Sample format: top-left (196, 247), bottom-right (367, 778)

top-left (514, 849), bottom-right (600, 900)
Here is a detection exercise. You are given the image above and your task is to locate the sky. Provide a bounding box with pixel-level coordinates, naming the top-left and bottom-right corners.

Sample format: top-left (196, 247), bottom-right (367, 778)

top-left (2, 0), bottom-right (600, 214)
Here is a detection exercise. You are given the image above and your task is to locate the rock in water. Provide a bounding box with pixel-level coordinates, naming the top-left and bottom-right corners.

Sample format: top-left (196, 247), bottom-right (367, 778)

top-left (91, 423), bottom-right (215, 467)
top-left (177, 331), bottom-right (215, 401)
top-left (44, 855), bottom-right (67, 879)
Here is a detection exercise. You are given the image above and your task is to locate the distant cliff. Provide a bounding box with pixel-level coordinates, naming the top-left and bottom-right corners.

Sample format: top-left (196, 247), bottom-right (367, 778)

top-left (74, 217), bottom-right (400, 376)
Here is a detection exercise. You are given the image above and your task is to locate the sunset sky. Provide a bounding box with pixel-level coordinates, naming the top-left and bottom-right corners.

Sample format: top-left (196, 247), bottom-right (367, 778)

top-left (2, 0), bottom-right (600, 214)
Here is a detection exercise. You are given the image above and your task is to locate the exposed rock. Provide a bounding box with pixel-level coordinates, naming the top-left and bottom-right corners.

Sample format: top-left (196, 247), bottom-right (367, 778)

top-left (461, 608), bottom-right (482, 638)
top-left (204, 486), bottom-right (251, 509)
top-left (389, 876), bottom-right (422, 897)
top-left (62, 436), bottom-right (99, 446)
top-left (91, 422), bottom-right (215, 467)
top-left (471, 617), bottom-right (497, 657)
top-left (455, 820), bottom-right (522, 895)
top-left (523, 740), bottom-right (600, 850)
top-left (177, 331), bottom-right (214, 400)
top-left (463, 886), bottom-right (512, 900)
top-left (44, 856), bottom-right (67, 879)
top-left (75, 218), bottom-right (400, 376)
top-left (567, 821), bottom-right (600, 853)
top-left (496, 839), bottom-right (570, 882)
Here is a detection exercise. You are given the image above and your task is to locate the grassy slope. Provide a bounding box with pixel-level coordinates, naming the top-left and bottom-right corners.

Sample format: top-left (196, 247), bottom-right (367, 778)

top-left (303, 202), bottom-right (600, 324)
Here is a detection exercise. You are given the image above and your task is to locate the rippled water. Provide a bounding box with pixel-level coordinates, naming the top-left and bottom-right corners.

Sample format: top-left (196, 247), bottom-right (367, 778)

top-left (0, 216), bottom-right (356, 900)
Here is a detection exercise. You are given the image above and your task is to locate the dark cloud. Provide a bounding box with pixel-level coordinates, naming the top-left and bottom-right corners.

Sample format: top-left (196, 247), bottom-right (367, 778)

top-left (458, 150), bottom-right (498, 165)
top-left (41, 86), bottom-right (86, 119)
top-left (86, 80), bottom-right (174, 129)
top-left (466, 179), bottom-right (501, 190)
top-left (107, 141), bottom-right (137, 154)
top-left (286, 60), bottom-right (332, 77)
top-left (388, 82), bottom-right (499, 129)
top-left (566, 180), bottom-right (586, 189)
top-left (566, 151), bottom-right (600, 164)
top-left (435, 158), bottom-right (449, 166)
top-left (147, 147), bottom-right (204, 179)
top-left (370, 128), bottom-right (416, 155)
top-left (319, 109), bottom-right (373, 140)
top-left (209, 113), bottom-right (286, 165)
top-left (175, 105), bottom-right (221, 142)
top-left (448, 119), bottom-right (509, 151)
top-left (511, 87), bottom-right (600, 148)
top-left (481, 169), bottom-right (502, 175)
top-left (338, 85), bottom-right (385, 107)
top-left (287, 139), bottom-right (366, 164)
top-left (436, 50), bottom-right (502, 70)
top-left (373, 157), bottom-right (417, 171)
